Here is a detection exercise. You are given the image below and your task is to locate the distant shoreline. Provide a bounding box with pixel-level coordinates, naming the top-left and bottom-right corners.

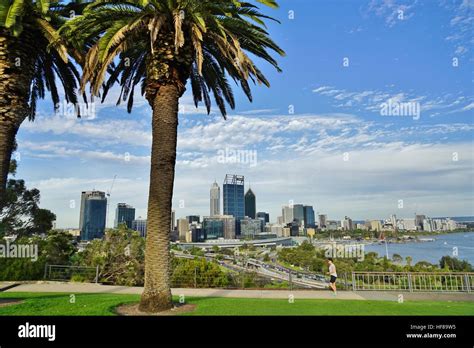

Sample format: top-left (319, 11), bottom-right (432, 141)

top-left (312, 230), bottom-right (474, 245)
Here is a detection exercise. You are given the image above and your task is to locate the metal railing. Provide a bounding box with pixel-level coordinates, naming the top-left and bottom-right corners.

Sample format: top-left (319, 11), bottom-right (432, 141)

top-left (170, 269), bottom-right (350, 290)
top-left (352, 272), bottom-right (473, 292)
top-left (44, 264), bottom-right (99, 283)
top-left (171, 272), bottom-right (292, 289)
top-left (43, 265), bottom-right (473, 293)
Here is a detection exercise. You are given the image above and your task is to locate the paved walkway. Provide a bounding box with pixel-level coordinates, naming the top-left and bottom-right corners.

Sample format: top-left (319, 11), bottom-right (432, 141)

top-left (1, 282), bottom-right (473, 301)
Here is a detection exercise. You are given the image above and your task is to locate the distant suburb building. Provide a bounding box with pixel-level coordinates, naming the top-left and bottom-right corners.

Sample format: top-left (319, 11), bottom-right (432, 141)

top-left (79, 191), bottom-right (107, 240)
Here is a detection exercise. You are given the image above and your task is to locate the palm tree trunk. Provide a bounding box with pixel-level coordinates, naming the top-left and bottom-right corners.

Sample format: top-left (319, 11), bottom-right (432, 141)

top-left (0, 29), bottom-right (34, 205)
top-left (139, 84), bottom-right (179, 312)
top-left (0, 123), bottom-right (19, 204)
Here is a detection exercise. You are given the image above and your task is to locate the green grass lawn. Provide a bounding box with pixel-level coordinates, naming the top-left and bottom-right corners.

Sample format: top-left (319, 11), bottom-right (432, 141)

top-left (0, 292), bottom-right (473, 316)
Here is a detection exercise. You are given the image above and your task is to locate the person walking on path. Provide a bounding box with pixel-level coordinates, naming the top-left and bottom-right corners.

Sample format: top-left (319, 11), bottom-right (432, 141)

top-left (327, 258), bottom-right (337, 296)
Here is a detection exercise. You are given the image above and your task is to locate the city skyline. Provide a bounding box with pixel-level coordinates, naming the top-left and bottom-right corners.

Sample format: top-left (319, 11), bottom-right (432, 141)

top-left (12, 0), bottom-right (473, 228)
top-left (78, 179), bottom-right (469, 231)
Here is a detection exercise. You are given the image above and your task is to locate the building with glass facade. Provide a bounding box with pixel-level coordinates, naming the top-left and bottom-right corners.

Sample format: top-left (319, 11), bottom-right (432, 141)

top-left (202, 218), bottom-right (225, 240)
top-left (114, 203), bottom-right (135, 229)
top-left (79, 191), bottom-right (107, 240)
top-left (240, 217), bottom-right (263, 239)
top-left (132, 218), bottom-right (147, 237)
top-left (303, 205), bottom-right (315, 228)
top-left (318, 214), bottom-right (327, 228)
top-left (244, 188), bottom-right (256, 219)
top-left (202, 215), bottom-right (236, 240)
top-left (256, 212), bottom-right (270, 224)
top-left (223, 174), bottom-right (245, 220)
top-left (292, 204), bottom-right (305, 226)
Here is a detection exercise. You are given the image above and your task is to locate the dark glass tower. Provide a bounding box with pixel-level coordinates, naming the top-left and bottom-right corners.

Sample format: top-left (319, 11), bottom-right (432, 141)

top-left (114, 203), bottom-right (136, 229)
top-left (79, 191), bottom-right (107, 240)
top-left (256, 212), bottom-right (270, 223)
top-left (244, 188), bottom-right (256, 219)
top-left (202, 219), bottom-right (224, 239)
top-left (303, 205), bottom-right (316, 228)
top-left (223, 174), bottom-right (245, 219)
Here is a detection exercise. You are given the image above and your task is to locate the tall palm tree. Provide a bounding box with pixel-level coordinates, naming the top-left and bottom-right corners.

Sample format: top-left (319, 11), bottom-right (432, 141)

top-left (61, 0), bottom-right (284, 312)
top-left (0, 0), bottom-right (83, 205)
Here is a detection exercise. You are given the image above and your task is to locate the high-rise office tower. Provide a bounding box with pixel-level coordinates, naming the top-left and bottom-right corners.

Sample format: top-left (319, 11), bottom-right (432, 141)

top-left (303, 205), bottom-right (315, 228)
top-left (223, 174), bottom-right (245, 219)
top-left (292, 204), bottom-right (305, 226)
top-left (282, 205), bottom-right (294, 224)
top-left (244, 188), bottom-right (256, 219)
top-left (171, 210), bottom-right (176, 231)
top-left (132, 218), bottom-right (147, 237)
top-left (114, 203), bottom-right (135, 229)
top-left (210, 181), bottom-right (220, 216)
top-left (256, 212), bottom-right (270, 224)
top-left (318, 214), bottom-right (327, 228)
top-left (79, 191), bottom-right (107, 240)
top-left (178, 218), bottom-right (189, 242)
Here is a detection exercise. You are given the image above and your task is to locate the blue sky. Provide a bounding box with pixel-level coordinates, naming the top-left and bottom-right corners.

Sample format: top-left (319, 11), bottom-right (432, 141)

top-left (14, 0), bottom-right (474, 228)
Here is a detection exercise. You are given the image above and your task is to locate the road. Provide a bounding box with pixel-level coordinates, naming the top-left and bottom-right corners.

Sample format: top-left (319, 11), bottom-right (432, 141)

top-left (173, 251), bottom-right (329, 289)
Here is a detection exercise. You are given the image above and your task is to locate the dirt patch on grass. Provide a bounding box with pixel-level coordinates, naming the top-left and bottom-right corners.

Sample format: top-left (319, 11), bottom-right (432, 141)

top-left (115, 302), bottom-right (196, 316)
top-left (0, 299), bottom-right (23, 308)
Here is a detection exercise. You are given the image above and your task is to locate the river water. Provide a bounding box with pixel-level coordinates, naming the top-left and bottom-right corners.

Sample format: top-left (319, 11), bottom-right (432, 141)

top-left (363, 232), bottom-right (474, 265)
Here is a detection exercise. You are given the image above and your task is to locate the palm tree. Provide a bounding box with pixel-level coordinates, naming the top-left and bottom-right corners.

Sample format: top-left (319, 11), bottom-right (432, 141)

top-left (61, 0), bottom-right (284, 312)
top-left (0, 0), bottom-right (83, 205)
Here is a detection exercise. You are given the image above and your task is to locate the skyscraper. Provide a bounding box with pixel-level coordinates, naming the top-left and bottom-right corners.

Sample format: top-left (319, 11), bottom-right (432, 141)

top-left (257, 212), bottom-right (270, 223)
top-left (79, 191), bottom-right (107, 240)
top-left (292, 204), bottom-right (305, 226)
top-left (171, 210), bottom-right (176, 231)
top-left (178, 218), bottom-right (189, 242)
top-left (210, 181), bottom-right (220, 216)
top-left (282, 205), bottom-right (294, 224)
top-left (132, 218), bottom-right (147, 237)
top-left (303, 205), bottom-right (315, 227)
top-left (244, 188), bottom-right (256, 219)
top-left (318, 214), bottom-right (327, 228)
top-left (223, 174), bottom-right (245, 219)
top-left (114, 203), bottom-right (135, 229)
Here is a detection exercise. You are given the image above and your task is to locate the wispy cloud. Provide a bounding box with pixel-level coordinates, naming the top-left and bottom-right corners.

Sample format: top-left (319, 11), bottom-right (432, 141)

top-left (442, 0), bottom-right (473, 57)
top-left (366, 0), bottom-right (417, 27)
top-left (312, 85), bottom-right (473, 117)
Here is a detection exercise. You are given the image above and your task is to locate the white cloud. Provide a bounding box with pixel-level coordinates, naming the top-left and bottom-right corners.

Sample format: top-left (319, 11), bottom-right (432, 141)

top-left (366, 0), bottom-right (417, 27)
top-left (313, 85), bottom-right (473, 117)
top-left (22, 115), bottom-right (152, 147)
top-left (17, 109), bottom-right (474, 227)
top-left (442, 0), bottom-right (473, 57)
